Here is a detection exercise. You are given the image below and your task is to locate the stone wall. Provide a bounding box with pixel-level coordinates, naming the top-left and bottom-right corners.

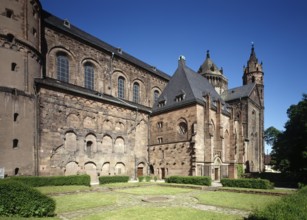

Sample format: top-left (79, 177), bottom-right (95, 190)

top-left (38, 87), bottom-right (150, 181)
top-left (44, 27), bottom-right (167, 108)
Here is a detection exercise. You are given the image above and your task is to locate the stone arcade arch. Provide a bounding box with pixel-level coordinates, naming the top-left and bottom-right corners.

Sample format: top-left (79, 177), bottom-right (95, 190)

top-left (114, 162), bottom-right (125, 175)
top-left (101, 162), bottom-right (110, 176)
top-left (84, 162), bottom-right (98, 184)
top-left (65, 161), bottom-right (79, 176)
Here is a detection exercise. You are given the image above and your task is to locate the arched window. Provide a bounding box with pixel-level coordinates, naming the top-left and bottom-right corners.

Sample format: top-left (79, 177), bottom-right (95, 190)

top-left (84, 63), bottom-right (94, 90)
top-left (178, 122), bottom-right (188, 135)
top-left (154, 90), bottom-right (160, 103)
top-left (86, 141), bottom-right (92, 156)
top-left (118, 77), bottom-right (125, 98)
top-left (133, 82), bottom-right (140, 103)
top-left (56, 53), bottom-right (69, 82)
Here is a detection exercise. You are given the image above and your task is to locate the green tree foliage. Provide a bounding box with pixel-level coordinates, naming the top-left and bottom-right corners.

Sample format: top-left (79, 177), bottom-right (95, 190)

top-left (264, 126), bottom-right (281, 146)
top-left (271, 94), bottom-right (307, 173)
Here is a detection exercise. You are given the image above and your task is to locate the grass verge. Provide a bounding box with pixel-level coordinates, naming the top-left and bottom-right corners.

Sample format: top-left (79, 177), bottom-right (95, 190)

top-left (81, 207), bottom-right (240, 220)
top-left (195, 191), bottom-right (281, 211)
top-left (52, 192), bottom-right (117, 213)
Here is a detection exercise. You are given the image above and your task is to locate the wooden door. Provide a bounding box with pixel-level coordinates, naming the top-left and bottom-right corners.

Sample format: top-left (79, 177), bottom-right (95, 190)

top-left (215, 168), bottom-right (219, 181)
top-left (137, 167), bottom-right (143, 177)
top-left (161, 168), bottom-right (165, 179)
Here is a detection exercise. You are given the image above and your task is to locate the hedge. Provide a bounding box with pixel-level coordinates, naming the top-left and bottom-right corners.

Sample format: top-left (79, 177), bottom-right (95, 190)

top-left (221, 178), bottom-right (274, 189)
top-left (0, 180), bottom-right (55, 217)
top-left (165, 176), bottom-right (212, 186)
top-left (99, 176), bottom-right (129, 184)
top-left (9, 175), bottom-right (90, 187)
top-left (248, 186), bottom-right (307, 220)
top-left (138, 176), bottom-right (151, 182)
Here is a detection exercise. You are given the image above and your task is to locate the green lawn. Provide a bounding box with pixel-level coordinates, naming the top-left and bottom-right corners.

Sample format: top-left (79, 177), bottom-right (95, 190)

top-left (52, 192), bottom-right (118, 213)
top-left (1, 184), bottom-right (287, 220)
top-left (195, 191), bottom-right (281, 211)
top-left (81, 207), bottom-right (240, 220)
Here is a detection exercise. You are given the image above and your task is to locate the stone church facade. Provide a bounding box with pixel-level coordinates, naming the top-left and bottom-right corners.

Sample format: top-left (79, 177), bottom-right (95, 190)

top-left (0, 0), bottom-right (264, 183)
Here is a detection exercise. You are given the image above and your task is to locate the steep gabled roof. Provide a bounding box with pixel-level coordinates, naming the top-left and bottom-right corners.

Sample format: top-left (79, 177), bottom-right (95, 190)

top-left (152, 57), bottom-right (224, 114)
top-left (42, 10), bottom-right (170, 81)
top-left (221, 83), bottom-right (255, 101)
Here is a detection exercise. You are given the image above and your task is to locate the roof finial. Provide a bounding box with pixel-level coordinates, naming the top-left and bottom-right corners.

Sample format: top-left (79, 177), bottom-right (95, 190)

top-left (178, 55), bottom-right (186, 66)
top-left (206, 50), bottom-right (210, 59)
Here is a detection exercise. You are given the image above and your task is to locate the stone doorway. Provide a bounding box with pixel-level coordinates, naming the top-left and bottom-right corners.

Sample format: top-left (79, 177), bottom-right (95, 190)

top-left (137, 167), bottom-right (143, 177)
top-left (214, 168), bottom-right (219, 181)
top-left (161, 168), bottom-right (166, 179)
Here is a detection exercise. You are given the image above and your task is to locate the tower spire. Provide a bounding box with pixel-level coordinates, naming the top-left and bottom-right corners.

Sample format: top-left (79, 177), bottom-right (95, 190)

top-left (206, 50), bottom-right (210, 59)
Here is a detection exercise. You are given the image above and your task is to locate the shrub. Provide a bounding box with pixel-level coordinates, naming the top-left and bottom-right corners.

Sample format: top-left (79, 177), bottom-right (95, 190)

top-left (0, 180), bottom-right (55, 217)
top-left (138, 176), bottom-right (144, 182)
top-left (247, 186), bottom-right (307, 220)
top-left (221, 178), bottom-right (274, 189)
top-left (154, 176), bottom-right (158, 182)
top-left (99, 176), bottom-right (129, 184)
top-left (145, 175), bottom-right (151, 182)
top-left (165, 176), bottom-right (211, 186)
top-left (10, 175), bottom-right (90, 187)
top-left (236, 164), bottom-right (244, 178)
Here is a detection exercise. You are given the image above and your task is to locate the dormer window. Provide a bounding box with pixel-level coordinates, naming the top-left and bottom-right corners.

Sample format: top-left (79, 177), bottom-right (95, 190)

top-left (158, 100), bottom-right (166, 107)
top-left (175, 90), bottom-right (185, 102)
top-left (175, 94), bottom-right (185, 102)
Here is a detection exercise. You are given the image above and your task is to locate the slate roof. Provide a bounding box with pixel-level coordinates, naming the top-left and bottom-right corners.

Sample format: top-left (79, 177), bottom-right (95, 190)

top-left (152, 58), bottom-right (225, 115)
top-left (42, 11), bottom-right (170, 81)
top-left (198, 50), bottom-right (223, 76)
top-left (221, 83), bottom-right (255, 102)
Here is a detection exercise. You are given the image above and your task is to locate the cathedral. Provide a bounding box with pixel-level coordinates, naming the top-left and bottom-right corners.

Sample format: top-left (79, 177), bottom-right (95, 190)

top-left (0, 0), bottom-right (264, 183)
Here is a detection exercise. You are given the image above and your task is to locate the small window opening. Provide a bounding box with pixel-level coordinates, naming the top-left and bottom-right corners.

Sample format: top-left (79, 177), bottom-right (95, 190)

top-left (11, 63), bottom-right (17, 71)
top-left (157, 121), bottom-right (163, 129)
top-left (32, 28), bottom-right (37, 37)
top-left (32, 9), bottom-right (37, 19)
top-left (158, 137), bottom-right (163, 144)
top-left (7, 34), bottom-right (15, 42)
top-left (86, 141), bottom-right (92, 155)
top-left (14, 113), bottom-right (19, 122)
top-left (14, 168), bottom-right (19, 175)
top-left (13, 139), bottom-right (19, 148)
top-left (6, 9), bottom-right (13, 18)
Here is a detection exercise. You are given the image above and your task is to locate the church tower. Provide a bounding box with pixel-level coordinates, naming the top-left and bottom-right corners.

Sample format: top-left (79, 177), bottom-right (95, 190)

top-left (243, 44), bottom-right (264, 106)
top-left (198, 50), bottom-right (228, 95)
top-left (0, 0), bottom-right (42, 176)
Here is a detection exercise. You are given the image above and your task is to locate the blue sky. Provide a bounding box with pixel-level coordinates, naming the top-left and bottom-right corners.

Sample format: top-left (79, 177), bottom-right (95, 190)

top-left (41, 0), bottom-right (307, 153)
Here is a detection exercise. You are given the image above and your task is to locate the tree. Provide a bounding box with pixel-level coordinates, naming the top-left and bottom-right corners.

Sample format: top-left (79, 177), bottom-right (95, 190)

top-left (264, 126), bottom-right (281, 146)
top-left (271, 94), bottom-right (307, 173)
